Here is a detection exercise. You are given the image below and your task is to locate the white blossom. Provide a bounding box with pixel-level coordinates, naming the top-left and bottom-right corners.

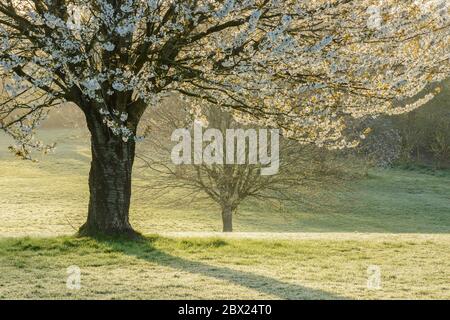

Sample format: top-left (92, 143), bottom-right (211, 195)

top-left (0, 0), bottom-right (448, 151)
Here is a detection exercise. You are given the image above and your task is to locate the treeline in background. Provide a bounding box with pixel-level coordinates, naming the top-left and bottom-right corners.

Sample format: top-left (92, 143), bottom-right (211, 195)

top-left (355, 79), bottom-right (450, 169)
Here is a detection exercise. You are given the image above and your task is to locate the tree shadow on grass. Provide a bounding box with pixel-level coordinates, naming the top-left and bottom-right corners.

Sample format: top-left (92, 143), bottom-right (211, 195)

top-left (100, 237), bottom-right (345, 300)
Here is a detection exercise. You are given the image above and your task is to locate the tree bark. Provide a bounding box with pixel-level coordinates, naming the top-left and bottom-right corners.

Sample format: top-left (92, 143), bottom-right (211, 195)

top-left (221, 205), bottom-right (233, 232)
top-left (78, 108), bottom-right (139, 238)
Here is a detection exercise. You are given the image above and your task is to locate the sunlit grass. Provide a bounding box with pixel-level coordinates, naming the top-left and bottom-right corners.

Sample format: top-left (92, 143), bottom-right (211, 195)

top-left (0, 235), bottom-right (448, 299)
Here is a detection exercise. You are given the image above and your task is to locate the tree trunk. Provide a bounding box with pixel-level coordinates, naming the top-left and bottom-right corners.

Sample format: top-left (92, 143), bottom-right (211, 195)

top-left (78, 109), bottom-right (139, 238)
top-left (221, 205), bottom-right (233, 232)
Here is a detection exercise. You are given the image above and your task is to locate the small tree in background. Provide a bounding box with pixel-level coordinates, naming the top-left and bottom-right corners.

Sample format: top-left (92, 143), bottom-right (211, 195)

top-left (0, 1), bottom-right (448, 236)
top-left (140, 102), bottom-right (356, 232)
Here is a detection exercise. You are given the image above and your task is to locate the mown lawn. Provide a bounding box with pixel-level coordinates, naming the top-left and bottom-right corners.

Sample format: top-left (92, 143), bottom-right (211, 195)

top-left (0, 129), bottom-right (449, 299)
top-left (0, 235), bottom-right (448, 299)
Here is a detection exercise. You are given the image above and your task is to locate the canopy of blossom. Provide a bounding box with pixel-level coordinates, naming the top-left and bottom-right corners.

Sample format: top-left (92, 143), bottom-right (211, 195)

top-left (0, 0), bottom-right (449, 155)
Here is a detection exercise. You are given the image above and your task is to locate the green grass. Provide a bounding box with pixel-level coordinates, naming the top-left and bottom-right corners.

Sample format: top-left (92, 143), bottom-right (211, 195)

top-left (0, 235), bottom-right (448, 299)
top-left (0, 129), bottom-right (449, 299)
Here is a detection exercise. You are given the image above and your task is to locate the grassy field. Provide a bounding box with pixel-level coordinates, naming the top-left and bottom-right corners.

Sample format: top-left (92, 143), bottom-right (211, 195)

top-left (0, 129), bottom-right (449, 299)
top-left (0, 235), bottom-right (448, 299)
